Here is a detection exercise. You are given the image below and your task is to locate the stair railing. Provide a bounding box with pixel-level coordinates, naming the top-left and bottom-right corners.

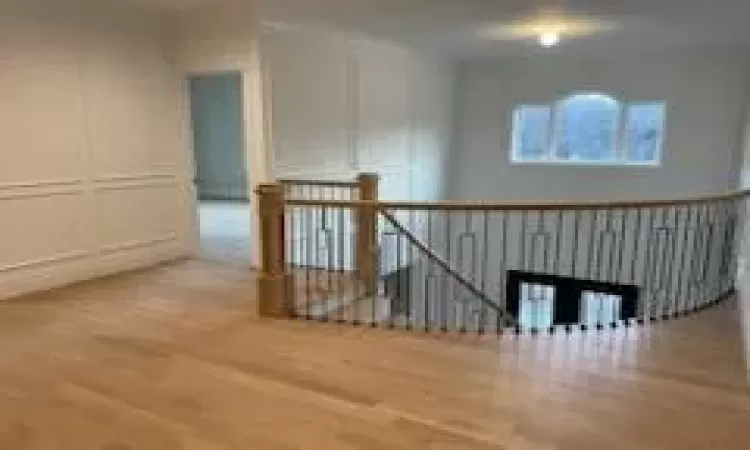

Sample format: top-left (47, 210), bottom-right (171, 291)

top-left (258, 173), bottom-right (748, 335)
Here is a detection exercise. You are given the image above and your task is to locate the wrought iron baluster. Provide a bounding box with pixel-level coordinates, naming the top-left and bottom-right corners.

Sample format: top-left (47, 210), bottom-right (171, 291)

top-left (442, 211), bottom-right (451, 332)
top-left (642, 208), bottom-right (656, 322)
top-left (337, 206), bottom-right (346, 323)
top-left (598, 207), bottom-right (611, 282)
top-left (479, 210), bottom-right (489, 335)
top-left (405, 209), bottom-right (415, 331)
top-left (616, 208), bottom-right (627, 286)
top-left (587, 209), bottom-right (598, 282)
top-left (498, 210), bottom-right (509, 334)
top-left (630, 208), bottom-right (642, 288)
top-left (675, 204), bottom-right (692, 316)
top-left (425, 209), bottom-right (433, 332)
top-left (305, 207), bottom-right (313, 320)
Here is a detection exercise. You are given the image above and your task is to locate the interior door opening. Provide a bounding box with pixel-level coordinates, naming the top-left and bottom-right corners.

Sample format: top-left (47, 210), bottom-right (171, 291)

top-left (188, 72), bottom-right (251, 264)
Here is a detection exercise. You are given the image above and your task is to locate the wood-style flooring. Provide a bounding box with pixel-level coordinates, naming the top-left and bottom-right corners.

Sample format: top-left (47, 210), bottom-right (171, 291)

top-left (0, 259), bottom-right (747, 449)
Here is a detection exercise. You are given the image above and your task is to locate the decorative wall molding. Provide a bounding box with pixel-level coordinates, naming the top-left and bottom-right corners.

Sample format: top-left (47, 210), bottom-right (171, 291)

top-left (0, 249), bottom-right (92, 274)
top-left (94, 172), bottom-right (177, 183)
top-left (93, 174), bottom-right (179, 192)
top-left (0, 178), bottom-right (84, 191)
top-left (0, 185), bottom-right (85, 201)
top-left (99, 233), bottom-right (178, 255)
top-left (0, 174), bottom-right (180, 199)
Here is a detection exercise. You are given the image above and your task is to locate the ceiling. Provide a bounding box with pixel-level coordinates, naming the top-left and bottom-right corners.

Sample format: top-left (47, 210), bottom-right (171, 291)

top-left (71, 0), bottom-right (750, 57)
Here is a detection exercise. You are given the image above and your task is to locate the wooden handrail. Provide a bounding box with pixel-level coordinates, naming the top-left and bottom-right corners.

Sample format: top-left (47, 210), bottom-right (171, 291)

top-left (278, 178), bottom-right (358, 188)
top-left (284, 189), bottom-right (750, 211)
top-left (380, 210), bottom-right (509, 320)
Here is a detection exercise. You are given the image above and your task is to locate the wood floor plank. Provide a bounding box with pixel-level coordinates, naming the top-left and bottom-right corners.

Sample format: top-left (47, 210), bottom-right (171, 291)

top-left (0, 259), bottom-right (747, 449)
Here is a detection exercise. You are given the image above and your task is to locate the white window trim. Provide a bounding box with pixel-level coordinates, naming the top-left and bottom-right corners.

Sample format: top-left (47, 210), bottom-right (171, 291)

top-left (510, 94), bottom-right (665, 167)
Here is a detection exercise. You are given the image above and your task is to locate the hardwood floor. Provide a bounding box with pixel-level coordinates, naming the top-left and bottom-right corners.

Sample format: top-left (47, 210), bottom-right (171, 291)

top-left (0, 259), bottom-right (747, 449)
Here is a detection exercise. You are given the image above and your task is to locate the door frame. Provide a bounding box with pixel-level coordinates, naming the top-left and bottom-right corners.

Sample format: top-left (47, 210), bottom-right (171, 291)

top-left (179, 64), bottom-right (270, 268)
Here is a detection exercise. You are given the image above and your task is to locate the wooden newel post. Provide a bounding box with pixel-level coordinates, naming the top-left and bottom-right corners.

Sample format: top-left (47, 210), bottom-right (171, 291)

top-left (256, 183), bottom-right (295, 318)
top-left (356, 173), bottom-right (379, 296)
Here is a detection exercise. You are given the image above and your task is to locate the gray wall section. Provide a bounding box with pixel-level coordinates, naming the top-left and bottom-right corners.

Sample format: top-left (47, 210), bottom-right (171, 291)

top-left (189, 73), bottom-right (248, 201)
top-left (450, 52), bottom-right (749, 203)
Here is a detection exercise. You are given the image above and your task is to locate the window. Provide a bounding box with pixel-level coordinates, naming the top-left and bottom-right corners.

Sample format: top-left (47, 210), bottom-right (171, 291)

top-left (512, 106), bottom-right (551, 161)
top-left (581, 291), bottom-right (622, 326)
top-left (512, 93), bottom-right (665, 165)
top-left (625, 103), bottom-right (665, 163)
top-left (519, 282), bottom-right (555, 329)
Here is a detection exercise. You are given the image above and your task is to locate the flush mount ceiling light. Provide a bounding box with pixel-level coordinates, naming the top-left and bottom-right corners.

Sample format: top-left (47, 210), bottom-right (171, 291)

top-left (478, 13), bottom-right (614, 47)
top-left (538, 31), bottom-right (560, 47)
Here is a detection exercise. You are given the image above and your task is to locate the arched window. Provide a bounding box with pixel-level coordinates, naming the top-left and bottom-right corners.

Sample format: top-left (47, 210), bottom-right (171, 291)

top-left (511, 93), bottom-right (664, 165)
top-left (555, 93), bottom-right (619, 161)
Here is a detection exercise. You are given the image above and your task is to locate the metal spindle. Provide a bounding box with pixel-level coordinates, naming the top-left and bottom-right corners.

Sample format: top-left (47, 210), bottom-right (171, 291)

top-left (371, 207), bottom-right (378, 328)
top-left (442, 211), bottom-right (451, 332)
top-left (529, 212), bottom-right (539, 335)
top-left (630, 208), bottom-right (642, 288)
top-left (405, 210), bottom-right (414, 330)
top-left (643, 208), bottom-right (656, 321)
top-left (393, 227), bottom-right (402, 330)
top-left (587, 209), bottom-right (598, 282)
top-left (500, 210), bottom-right (509, 318)
top-left (598, 208), bottom-right (610, 282)
top-left (663, 206), bottom-right (679, 317)
top-left (425, 209), bottom-right (433, 332)
top-left (690, 203), bottom-right (706, 312)
top-left (572, 209), bottom-right (581, 281)
top-left (352, 204), bottom-right (362, 326)
top-left (305, 207), bottom-right (313, 320)
top-left (325, 207), bottom-right (333, 313)
top-left (479, 211), bottom-right (489, 335)
top-left (286, 206), bottom-right (294, 317)
top-left (698, 205), bottom-right (717, 309)
top-left (675, 204), bottom-right (692, 315)
top-left (336, 206), bottom-right (345, 322)
top-left (616, 208), bottom-right (627, 285)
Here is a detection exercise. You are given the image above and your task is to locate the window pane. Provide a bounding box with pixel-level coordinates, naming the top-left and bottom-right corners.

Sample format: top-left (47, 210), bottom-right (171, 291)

top-left (519, 283), bottom-right (554, 329)
top-left (581, 291), bottom-right (621, 325)
top-left (555, 93), bottom-right (619, 161)
top-left (626, 103), bottom-right (665, 163)
top-left (512, 105), bottom-right (550, 160)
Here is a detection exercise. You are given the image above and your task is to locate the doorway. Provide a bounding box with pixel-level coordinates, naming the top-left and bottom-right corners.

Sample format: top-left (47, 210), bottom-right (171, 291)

top-left (188, 72), bottom-right (251, 264)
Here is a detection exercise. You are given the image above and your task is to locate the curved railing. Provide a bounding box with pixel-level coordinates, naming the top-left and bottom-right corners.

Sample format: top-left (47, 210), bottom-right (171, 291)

top-left (257, 175), bottom-right (747, 334)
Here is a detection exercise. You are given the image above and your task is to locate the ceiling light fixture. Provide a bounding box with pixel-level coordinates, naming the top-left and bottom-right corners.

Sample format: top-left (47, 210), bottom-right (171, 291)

top-left (539, 31), bottom-right (560, 47)
top-left (478, 14), bottom-right (614, 45)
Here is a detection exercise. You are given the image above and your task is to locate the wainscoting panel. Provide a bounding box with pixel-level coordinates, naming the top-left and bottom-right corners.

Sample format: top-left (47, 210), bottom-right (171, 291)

top-left (0, 11), bottom-right (191, 302)
top-left (0, 189), bottom-right (89, 271)
top-left (0, 36), bottom-right (87, 185)
top-left (94, 177), bottom-right (181, 252)
top-left (83, 45), bottom-right (180, 177)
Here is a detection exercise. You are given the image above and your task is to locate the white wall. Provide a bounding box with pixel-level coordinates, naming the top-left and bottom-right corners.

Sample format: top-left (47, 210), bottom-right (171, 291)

top-left (451, 52), bottom-right (750, 202)
top-left (262, 28), bottom-right (454, 201)
top-left (170, 5), bottom-right (270, 267)
top-left (0, 5), bottom-right (191, 300)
